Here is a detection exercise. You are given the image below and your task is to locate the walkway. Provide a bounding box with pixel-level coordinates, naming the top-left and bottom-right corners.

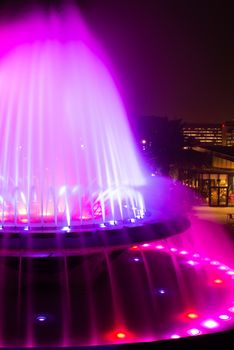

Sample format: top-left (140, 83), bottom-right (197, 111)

top-left (192, 205), bottom-right (234, 224)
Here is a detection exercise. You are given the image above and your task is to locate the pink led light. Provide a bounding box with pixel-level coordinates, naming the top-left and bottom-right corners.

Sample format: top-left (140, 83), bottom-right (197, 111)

top-left (187, 328), bottom-right (201, 336)
top-left (179, 250), bottom-right (188, 255)
top-left (170, 248), bottom-right (177, 252)
top-left (228, 306), bottom-right (234, 313)
top-left (171, 334), bottom-right (180, 339)
top-left (218, 314), bottom-right (231, 320)
top-left (187, 260), bottom-right (198, 266)
top-left (201, 319), bottom-right (219, 329)
top-left (213, 279), bottom-right (223, 284)
top-left (204, 257), bottom-right (210, 261)
top-left (227, 270), bottom-right (234, 275)
top-left (145, 244), bottom-right (234, 342)
top-left (155, 245), bottom-right (165, 250)
top-left (218, 265), bottom-right (228, 271)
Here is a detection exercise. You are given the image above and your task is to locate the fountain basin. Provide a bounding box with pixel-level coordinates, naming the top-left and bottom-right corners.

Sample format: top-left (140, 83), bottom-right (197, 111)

top-left (0, 215), bottom-right (189, 257)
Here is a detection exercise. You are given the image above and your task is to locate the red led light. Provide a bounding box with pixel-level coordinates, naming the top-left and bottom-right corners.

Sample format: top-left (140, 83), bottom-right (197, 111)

top-left (187, 312), bottom-right (199, 319)
top-left (214, 279), bottom-right (223, 284)
top-left (106, 328), bottom-right (133, 342)
top-left (130, 245), bottom-right (139, 250)
top-left (116, 332), bottom-right (126, 339)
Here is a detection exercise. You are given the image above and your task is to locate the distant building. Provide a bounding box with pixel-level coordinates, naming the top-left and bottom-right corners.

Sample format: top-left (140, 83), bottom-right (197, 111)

top-left (222, 120), bottom-right (234, 146)
top-left (182, 123), bottom-right (222, 146)
top-left (176, 145), bottom-right (234, 207)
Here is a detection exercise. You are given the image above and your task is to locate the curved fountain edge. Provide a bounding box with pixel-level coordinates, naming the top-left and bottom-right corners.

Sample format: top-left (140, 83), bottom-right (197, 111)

top-left (0, 216), bottom-right (190, 256)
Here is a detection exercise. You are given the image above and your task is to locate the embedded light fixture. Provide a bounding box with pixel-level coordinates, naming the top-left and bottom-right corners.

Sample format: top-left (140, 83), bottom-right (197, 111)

top-left (36, 314), bottom-right (47, 323)
top-left (201, 319), bottom-right (219, 329)
top-left (187, 328), bottom-right (201, 336)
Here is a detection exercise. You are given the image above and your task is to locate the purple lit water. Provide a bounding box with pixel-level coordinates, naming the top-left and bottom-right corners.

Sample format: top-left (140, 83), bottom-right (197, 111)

top-left (0, 5), bottom-right (233, 348)
top-left (0, 9), bottom-right (146, 228)
top-left (1, 230), bottom-right (234, 347)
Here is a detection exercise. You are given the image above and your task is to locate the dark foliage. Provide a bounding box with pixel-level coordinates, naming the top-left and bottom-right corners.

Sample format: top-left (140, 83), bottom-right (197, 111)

top-left (135, 116), bottom-right (184, 175)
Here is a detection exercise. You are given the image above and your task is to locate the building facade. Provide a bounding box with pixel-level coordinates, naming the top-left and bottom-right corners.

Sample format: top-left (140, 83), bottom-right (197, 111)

top-left (182, 123), bottom-right (222, 146)
top-left (222, 120), bottom-right (234, 146)
top-left (177, 146), bottom-right (234, 207)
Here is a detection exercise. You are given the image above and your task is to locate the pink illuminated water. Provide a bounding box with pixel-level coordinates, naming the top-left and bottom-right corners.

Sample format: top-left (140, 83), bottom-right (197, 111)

top-left (0, 10), bottom-right (146, 228)
top-left (0, 226), bottom-right (234, 347)
top-left (0, 5), bottom-right (233, 349)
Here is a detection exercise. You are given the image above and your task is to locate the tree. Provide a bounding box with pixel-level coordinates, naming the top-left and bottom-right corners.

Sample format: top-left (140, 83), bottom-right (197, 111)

top-left (135, 116), bottom-right (184, 175)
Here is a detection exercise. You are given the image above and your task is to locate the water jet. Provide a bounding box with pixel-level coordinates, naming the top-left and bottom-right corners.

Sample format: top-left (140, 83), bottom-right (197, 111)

top-left (0, 5), bottom-right (233, 349)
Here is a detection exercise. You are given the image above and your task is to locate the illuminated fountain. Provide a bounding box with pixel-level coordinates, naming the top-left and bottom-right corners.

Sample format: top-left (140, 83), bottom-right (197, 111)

top-left (0, 7), bottom-right (188, 255)
top-left (0, 5), bottom-right (233, 349)
top-left (0, 25), bottom-right (146, 229)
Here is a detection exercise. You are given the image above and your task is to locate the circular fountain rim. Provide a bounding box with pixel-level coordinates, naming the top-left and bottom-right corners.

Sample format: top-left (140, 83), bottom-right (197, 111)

top-left (0, 215), bottom-right (190, 257)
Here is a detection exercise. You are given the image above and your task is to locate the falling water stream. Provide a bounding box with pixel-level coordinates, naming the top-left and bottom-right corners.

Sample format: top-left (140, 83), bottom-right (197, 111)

top-left (0, 5), bottom-right (233, 348)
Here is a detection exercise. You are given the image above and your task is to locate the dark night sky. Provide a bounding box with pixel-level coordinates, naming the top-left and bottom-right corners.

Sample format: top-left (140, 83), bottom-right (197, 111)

top-left (1, 0), bottom-right (234, 123)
